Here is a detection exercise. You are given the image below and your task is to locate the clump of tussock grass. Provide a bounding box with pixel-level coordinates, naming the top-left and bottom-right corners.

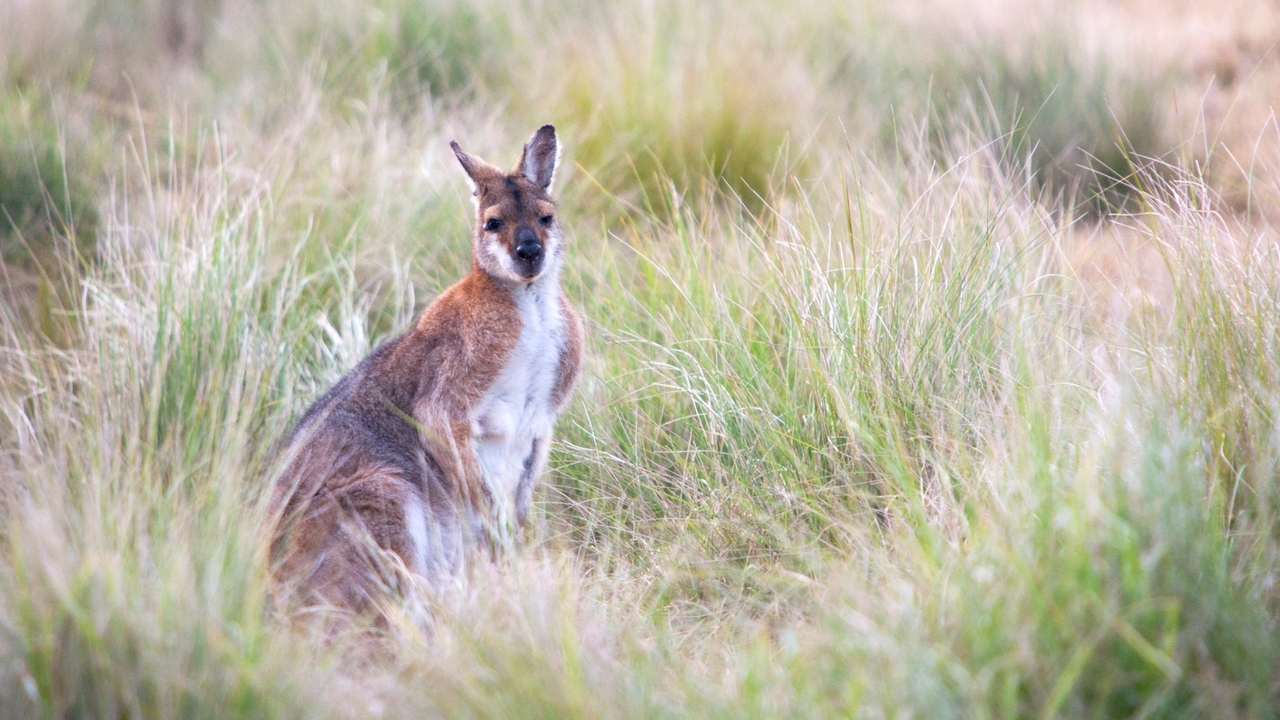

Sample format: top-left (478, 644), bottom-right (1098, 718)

top-left (542, 0), bottom-right (811, 216)
top-left (548, 138), bottom-right (1070, 572)
top-left (246, 78), bottom-right (474, 297)
top-left (767, 398), bottom-right (1277, 716)
top-left (0, 121), bottom-right (379, 718)
top-left (1124, 158), bottom-right (1280, 530)
top-left (944, 40), bottom-right (1169, 213)
top-left (812, 2), bottom-right (1171, 213)
top-left (0, 89), bottom-right (102, 347)
top-left (0, 90), bottom-right (98, 267)
top-left (260, 0), bottom-right (510, 109)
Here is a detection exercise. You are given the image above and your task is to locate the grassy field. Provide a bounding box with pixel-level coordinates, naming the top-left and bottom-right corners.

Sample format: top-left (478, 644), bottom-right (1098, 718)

top-left (3, 0), bottom-right (1280, 716)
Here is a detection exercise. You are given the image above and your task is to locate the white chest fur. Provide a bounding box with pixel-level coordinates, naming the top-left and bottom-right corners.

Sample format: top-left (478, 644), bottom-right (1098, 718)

top-left (471, 280), bottom-right (564, 527)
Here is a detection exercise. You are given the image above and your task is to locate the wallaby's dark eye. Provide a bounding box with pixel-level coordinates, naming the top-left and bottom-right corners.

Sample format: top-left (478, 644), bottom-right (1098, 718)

top-left (539, 214), bottom-right (554, 226)
top-left (483, 218), bottom-right (503, 232)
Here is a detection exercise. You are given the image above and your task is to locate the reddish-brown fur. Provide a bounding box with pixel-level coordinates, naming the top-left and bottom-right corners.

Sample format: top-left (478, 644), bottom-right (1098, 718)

top-left (552, 294), bottom-right (584, 407)
top-left (269, 126), bottom-right (583, 616)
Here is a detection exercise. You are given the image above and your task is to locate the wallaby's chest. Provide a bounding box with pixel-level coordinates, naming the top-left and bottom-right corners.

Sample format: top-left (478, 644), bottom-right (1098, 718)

top-left (471, 287), bottom-right (563, 496)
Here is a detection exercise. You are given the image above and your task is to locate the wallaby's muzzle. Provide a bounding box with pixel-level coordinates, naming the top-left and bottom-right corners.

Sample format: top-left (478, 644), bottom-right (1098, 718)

top-left (513, 226), bottom-right (544, 277)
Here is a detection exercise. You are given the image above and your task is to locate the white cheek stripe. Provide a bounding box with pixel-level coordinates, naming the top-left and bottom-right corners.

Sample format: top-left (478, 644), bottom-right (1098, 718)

top-left (485, 238), bottom-right (516, 277)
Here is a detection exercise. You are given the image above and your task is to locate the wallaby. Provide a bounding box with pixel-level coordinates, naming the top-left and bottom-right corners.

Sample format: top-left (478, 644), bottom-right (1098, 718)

top-left (269, 125), bottom-right (583, 614)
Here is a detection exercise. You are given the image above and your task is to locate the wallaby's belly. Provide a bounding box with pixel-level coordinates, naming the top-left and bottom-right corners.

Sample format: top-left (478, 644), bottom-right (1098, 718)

top-left (474, 396), bottom-right (551, 495)
top-left (472, 293), bottom-right (563, 516)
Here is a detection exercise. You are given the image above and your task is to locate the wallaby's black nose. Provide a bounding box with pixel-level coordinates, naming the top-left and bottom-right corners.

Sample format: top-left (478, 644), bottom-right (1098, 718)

top-left (515, 227), bottom-right (543, 263)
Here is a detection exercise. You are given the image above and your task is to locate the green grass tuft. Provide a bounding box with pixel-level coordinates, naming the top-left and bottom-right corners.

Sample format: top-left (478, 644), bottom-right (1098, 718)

top-left (551, 3), bottom-right (808, 215)
top-left (0, 90), bottom-right (98, 267)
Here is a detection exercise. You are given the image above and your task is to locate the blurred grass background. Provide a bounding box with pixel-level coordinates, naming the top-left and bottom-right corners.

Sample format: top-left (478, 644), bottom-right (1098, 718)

top-left (3, 0), bottom-right (1280, 716)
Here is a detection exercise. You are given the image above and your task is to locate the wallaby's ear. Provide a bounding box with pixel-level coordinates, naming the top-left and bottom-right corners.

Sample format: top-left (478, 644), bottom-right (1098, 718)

top-left (451, 140), bottom-right (485, 193)
top-left (517, 125), bottom-right (559, 189)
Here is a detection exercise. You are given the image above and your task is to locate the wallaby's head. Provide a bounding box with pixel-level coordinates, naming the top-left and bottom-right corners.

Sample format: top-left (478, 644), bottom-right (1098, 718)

top-left (451, 125), bottom-right (562, 284)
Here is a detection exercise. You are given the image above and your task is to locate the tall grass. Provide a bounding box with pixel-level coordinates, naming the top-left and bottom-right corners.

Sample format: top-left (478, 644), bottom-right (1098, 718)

top-left (3, 0), bottom-right (1280, 717)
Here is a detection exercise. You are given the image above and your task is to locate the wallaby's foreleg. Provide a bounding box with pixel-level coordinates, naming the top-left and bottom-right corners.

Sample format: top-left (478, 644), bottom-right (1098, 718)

top-left (514, 434), bottom-right (552, 528)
